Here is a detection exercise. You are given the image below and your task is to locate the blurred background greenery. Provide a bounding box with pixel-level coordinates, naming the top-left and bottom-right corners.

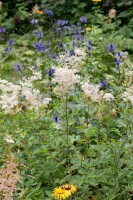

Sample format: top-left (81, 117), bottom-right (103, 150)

top-left (0, 0), bottom-right (133, 37)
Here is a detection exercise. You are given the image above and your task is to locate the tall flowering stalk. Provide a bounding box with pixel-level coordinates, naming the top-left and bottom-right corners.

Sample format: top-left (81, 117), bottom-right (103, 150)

top-left (65, 94), bottom-right (69, 148)
top-left (52, 67), bottom-right (80, 174)
top-left (46, 68), bottom-right (55, 105)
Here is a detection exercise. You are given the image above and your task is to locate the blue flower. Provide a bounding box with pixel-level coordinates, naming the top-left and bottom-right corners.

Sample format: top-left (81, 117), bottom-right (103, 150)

top-left (114, 58), bottom-right (121, 66)
top-left (47, 68), bottom-right (55, 77)
top-left (7, 39), bottom-right (15, 46)
top-left (115, 52), bottom-right (123, 59)
top-left (58, 42), bottom-right (64, 48)
top-left (57, 20), bottom-right (69, 27)
top-left (71, 24), bottom-right (76, 28)
top-left (34, 42), bottom-right (46, 52)
top-left (46, 10), bottom-right (54, 17)
top-left (50, 54), bottom-right (56, 59)
top-left (72, 41), bottom-right (76, 46)
top-left (114, 52), bottom-right (124, 66)
top-left (53, 112), bottom-right (60, 123)
top-left (87, 40), bottom-right (93, 46)
top-left (75, 34), bottom-right (81, 41)
top-left (31, 19), bottom-right (38, 25)
top-left (107, 44), bottom-right (116, 53)
top-left (14, 64), bottom-right (23, 71)
top-left (56, 27), bottom-right (62, 34)
top-left (87, 40), bottom-right (93, 51)
top-left (46, 41), bottom-right (51, 46)
top-left (69, 50), bottom-right (75, 56)
top-left (4, 46), bottom-right (12, 53)
top-left (35, 31), bottom-right (44, 38)
top-left (64, 26), bottom-right (71, 31)
top-left (75, 29), bottom-right (81, 35)
top-left (88, 46), bottom-right (93, 51)
top-left (99, 79), bottom-right (108, 89)
top-left (64, 20), bottom-right (69, 25)
top-left (79, 16), bottom-right (87, 24)
top-left (0, 27), bottom-right (6, 34)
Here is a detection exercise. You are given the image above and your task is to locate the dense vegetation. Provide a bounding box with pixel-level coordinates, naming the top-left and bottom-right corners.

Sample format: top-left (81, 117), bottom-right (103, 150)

top-left (0, 0), bottom-right (133, 199)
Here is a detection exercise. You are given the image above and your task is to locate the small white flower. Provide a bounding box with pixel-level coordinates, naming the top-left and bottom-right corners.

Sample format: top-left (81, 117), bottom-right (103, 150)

top-left (4, 135), bottom-right (15, 144)
top-left (41, 97), bottom-right (52, 105)
top-left (58, 48), bottom-right (86, 69)
top-left (123, 86), bottom-right (133, 104)
top-left (103, 93), bottom-right (114, 101)
top-left (81, 81), bottom-right (102, 102)
top-left (36, 59), bottom-right (43, 67)
top-left (0, 79), bottom-right (21, 114)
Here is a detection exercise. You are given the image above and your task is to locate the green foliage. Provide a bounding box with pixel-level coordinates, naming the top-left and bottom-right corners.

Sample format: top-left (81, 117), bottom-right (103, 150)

top-left (0, 1), bottom-right (133, 200)
top-left (116, 0), bottom-right (133, 37)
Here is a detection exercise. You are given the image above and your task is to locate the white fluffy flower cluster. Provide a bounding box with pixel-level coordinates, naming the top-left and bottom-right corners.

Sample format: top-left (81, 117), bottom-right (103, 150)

top-left (124, 69), bottom-right (133, 77)
top-left (81, 81), bottom-right (115, 102)
top-left (123, 86), bottom-right (133, 104)
top-left (21, 80), bottom-right (51, 110)
top-left (59, 48), bottom-right (86, 69)
top-left (81, 81), bottom-right (102, 102)
top-left (0, 79), bottom-right (21, 114)
top-left (52, 67), bottom-right (80, 95)
top-left (4, 135), bottom-right (15, 144)
top-left (28, 66), bottom-right (42, 82)
top-left (21, 80), bottom-right (40, 110)
top-left (103, 93), bottom-right (114, 101)
top-left (0, 71), bottom-right (51, 114)
top-left (19, 68), bottom-right (51, 110)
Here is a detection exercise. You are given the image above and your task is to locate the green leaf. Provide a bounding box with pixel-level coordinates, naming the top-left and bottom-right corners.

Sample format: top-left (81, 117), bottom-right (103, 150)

top-left (125, 1), bottom-right (133, 6)
top-left (24, 50), bottom-right (35, 56)
top-left (78, 3), bottom-right (86, 8)
top-left (118, 11), bottom-right (132, 18)
top-left (119, 26), bottom-right (132, 37)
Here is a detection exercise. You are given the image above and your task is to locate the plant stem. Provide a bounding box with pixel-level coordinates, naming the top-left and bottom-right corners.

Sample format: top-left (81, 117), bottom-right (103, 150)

top-left (65, 94), bottom-right (71, 178)
top-left (21, 111), bottom-right (36, 131)
top-left (65, 94), bottom-right (69, 146)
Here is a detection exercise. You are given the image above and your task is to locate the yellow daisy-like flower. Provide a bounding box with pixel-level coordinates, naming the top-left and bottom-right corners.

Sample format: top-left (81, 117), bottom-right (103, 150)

top-left (86, 27), bottom-right (92, 31)
top-left (53, 187), bottom-right (71, 200)
top-left (62, 184), bottom-right (77, 194)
